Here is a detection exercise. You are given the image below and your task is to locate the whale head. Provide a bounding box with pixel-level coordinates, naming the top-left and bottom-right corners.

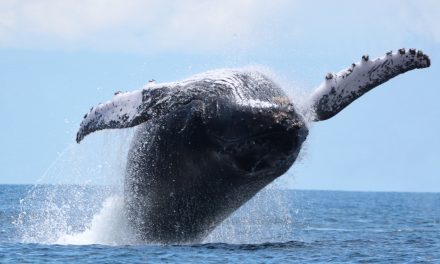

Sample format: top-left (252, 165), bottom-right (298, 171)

top-left (171, 98), bottom-right (309, 179)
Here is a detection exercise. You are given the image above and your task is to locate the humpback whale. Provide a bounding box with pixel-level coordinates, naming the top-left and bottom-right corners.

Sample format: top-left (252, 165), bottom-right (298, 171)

top-left (76, 49), bottom-right (430, 243)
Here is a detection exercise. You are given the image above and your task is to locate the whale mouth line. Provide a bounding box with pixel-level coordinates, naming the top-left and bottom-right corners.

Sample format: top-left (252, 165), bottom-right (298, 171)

top-left (211, 130), bottom-right (298, 174)
top-left (211, 131), bottom-right (292, 146)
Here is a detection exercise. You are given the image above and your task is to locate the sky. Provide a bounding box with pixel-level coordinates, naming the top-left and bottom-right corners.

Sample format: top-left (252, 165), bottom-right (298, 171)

top-left (0, 0), bottom-right (439, 191)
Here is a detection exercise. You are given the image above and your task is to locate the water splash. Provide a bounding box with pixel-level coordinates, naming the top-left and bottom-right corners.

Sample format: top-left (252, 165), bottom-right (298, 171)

top-left (14, 129), bottom-right (135, 245)
top-left (13, 69), bottom-right (310, 245)
top-left (205, 182), bottom-right (296, 244)
top-left (56, 195), bottom-right (135, 245)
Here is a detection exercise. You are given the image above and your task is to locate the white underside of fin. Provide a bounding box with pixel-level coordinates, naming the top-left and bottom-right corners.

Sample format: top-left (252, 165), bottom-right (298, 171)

top-left (310, 49), bottom-right (430, 121)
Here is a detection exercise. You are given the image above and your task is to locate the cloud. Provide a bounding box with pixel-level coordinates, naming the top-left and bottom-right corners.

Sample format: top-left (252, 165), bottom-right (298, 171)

top-left (0, 0), bottom-right (439, 54)
top-left (0, 0), bottom-right (291, 53)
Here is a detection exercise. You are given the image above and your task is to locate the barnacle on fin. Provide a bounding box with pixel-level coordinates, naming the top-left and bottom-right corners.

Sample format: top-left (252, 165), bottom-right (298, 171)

top-left (325, 73), bottom-right (334, 80)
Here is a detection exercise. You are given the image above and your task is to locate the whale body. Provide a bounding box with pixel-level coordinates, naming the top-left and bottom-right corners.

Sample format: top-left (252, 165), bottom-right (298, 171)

top-left (76, 49), bottom-right (430, 243)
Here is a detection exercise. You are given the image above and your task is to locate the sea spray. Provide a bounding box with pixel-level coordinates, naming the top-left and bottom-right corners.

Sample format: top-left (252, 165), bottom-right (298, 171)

top-left (205, 181), bottom-right (297, 244)
top-left (56, 195), bottom-right (135, 245)
top-left (15, 185), bottom-right (113, 243)
top-left (14, 129), bottom-right (135, 244)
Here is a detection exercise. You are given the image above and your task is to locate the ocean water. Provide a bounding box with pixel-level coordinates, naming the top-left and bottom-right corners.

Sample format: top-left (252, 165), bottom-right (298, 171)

top-left (0, 185), bottom-right (439, 263)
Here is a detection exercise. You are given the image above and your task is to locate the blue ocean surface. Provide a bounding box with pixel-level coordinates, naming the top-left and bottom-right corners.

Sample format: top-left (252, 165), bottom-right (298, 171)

top-left (0, 184), bottom-right (439, 263)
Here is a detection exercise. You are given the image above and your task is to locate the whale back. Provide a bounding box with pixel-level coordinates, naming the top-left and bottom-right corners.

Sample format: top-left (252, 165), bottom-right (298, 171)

top-left (76, 69), bottom-right (289, 143)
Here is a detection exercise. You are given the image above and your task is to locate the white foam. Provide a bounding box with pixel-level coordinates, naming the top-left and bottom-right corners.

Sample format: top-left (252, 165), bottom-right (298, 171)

top-left (14, 129), bottom-right (135, 245)
top-left (56, 195), bottom-right (135, 245)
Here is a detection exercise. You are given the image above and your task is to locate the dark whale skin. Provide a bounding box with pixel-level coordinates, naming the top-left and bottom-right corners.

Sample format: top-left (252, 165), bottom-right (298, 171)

top-left (124, 77), bottom-right (308, 244)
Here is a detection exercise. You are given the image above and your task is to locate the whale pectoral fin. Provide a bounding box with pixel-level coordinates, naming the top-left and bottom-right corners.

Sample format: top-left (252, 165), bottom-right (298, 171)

top-left (310, 49), bottom-right (431, 121)
top-left (76, 86), bottom-right (188, 143)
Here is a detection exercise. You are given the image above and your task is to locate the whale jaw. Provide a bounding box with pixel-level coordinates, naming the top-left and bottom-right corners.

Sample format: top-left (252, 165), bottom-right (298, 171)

top-left (215, 122), bottom-right (307, 178)
top-left (207, 101), bottom-right (308, 179)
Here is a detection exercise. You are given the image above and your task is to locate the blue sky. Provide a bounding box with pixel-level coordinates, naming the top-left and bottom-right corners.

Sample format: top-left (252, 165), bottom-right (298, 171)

top-left (0, 1), bottom-right (439, 191)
